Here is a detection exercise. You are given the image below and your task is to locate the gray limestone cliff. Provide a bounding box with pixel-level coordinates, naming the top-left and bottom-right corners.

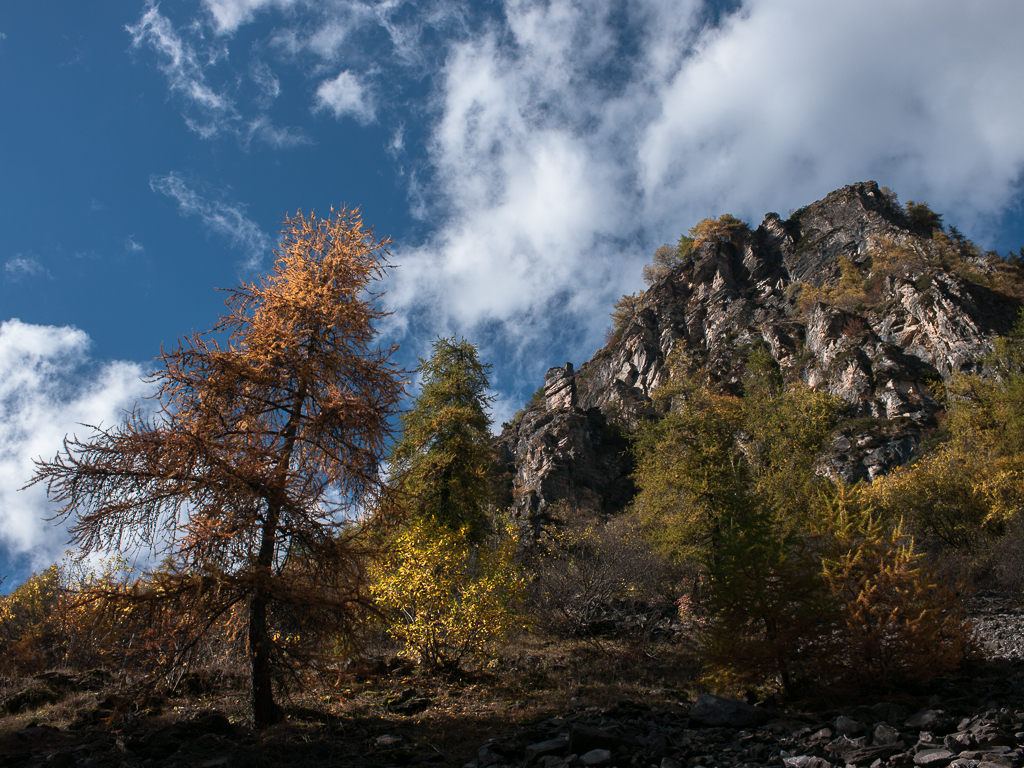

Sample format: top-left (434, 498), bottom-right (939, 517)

top-left (495, 182), bottom-right (1021, 532)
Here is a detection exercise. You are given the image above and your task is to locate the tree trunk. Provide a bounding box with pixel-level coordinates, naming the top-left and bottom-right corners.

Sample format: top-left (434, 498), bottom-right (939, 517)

top-left (248, 384), bottom-right (306, 729)
top-left (249, 588), bottom-right (281, 728)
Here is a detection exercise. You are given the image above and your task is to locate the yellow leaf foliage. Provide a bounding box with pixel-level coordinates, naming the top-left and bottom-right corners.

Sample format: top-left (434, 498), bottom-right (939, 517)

top-left (0, 554), bottom-right (134, 674)
top-left (371, 519), bottom-right (526, 671)
top-left (815, 486), bottom-right (975, 688)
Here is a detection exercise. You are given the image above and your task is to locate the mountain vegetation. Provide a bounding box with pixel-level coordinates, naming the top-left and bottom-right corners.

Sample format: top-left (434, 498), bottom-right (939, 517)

top-left (2, 183), bottom-right (1024, 759)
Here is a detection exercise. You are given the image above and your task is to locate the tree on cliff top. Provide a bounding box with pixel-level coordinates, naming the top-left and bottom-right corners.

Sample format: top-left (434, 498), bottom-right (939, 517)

top-left (29, 207), bottom-right (405, 728)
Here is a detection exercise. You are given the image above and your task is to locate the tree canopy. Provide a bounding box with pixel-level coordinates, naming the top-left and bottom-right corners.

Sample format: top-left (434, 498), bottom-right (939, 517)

top-left (388, 336), bottom-right (496, 539)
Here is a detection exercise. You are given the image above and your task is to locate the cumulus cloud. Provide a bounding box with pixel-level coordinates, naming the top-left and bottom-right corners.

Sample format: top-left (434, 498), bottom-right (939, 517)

top-left (314, 70), bottom-right (375, 123)
top-left (381, 0), bottom-right (702, 369)
top-left (0, 320), bottom-right (150, 572)
top-left (150, 172), bottom-right (272, 270)
top-left (132, 0), bottom-right (1024, 398)
top-left (637, 0), bottom-right (1024, 235)
top-left (380, 0), bottom-right (1024, 377)
top-left (4, 256), bottom-right (51, 281)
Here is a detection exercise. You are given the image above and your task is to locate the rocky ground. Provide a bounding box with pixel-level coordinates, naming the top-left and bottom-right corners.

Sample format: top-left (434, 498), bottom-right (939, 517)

top-left (3, 598), bottom-right (1024, 768)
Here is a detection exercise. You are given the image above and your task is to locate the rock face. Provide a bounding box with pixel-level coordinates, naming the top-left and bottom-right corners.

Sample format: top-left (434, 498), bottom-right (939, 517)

top-left (496, 182), bottom-right (1020, 529)
top-left (496, 364), bottom-right (634, 535)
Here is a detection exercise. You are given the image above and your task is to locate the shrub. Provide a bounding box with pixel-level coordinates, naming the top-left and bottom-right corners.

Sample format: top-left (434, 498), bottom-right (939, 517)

top-left (700, 485), bottom-right (975, 697)
top-left (372, 520), bottom-right (525, 672)
top-left (528, 512), bottom-right (682, 638)
top-left (0, 554), bottom-right (134, 675)
top-left (864, 332), bottom-right (1024, 555)
top-left (815, 486), bottom-right (975, 689)
top-left (633, 348), bottom-right (971, 697)
top-left (688, 214), bottom-right (747, 249)
top-left (793, 256), bottom-right (872, 315)
top-left (905, 200), bottom-right (944, 236)
top-left (642, 239), bottom-right (694, 286)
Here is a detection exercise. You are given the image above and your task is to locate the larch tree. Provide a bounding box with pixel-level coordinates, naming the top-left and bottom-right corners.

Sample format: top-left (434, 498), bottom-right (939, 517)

top-left (29, 207), bottom-right (405, 728)
top-left (388, 336), bottom-right (496, 539)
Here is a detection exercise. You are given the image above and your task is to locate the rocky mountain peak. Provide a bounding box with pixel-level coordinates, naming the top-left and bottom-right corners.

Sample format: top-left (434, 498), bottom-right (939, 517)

top-left (496, 182), bottom-right (1022, 531)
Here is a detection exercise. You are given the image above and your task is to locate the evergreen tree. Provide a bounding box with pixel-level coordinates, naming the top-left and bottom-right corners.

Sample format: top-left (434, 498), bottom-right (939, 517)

top-left (389, 336), bottom-right (496, 539)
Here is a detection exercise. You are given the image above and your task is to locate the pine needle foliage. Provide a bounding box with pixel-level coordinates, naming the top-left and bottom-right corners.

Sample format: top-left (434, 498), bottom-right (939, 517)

top-left (865, 321), bottom-right (1024, 553)
top-left (815, 485), bottom-right (974, 689)
top-left (629, 359), bottom-right (745, 563)
top-left (388, 336), bottom-right (496, 540)
top-left (29, 207), bottom-right (405, 728)
top-left (608, 292), bottom-right (644, 345)
top-left (688, 214), bottom-right (748, 249)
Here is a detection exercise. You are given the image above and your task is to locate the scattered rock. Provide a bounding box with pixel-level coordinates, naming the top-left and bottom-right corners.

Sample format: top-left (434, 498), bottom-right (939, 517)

top-left (580, 748), bottom-right (612, 767)
top-left (837, 715), bottom-right (867, 736)
top-left (525, 737), bottom-right (570, 761)
top-left (688, 692), bottom-right (770, 727)
top-left (569, 725), bottom-right (624, 754)
top-left (915, 749), bottom-right (956, 767)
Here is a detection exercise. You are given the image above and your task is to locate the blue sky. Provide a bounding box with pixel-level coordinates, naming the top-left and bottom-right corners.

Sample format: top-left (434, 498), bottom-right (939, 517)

top-left (2, 0), bottom-right (1024, 586)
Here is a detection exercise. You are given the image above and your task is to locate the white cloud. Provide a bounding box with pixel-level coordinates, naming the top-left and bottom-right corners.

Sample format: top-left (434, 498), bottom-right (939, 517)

top-left (127, 3), bottom-right (306, 148)
top-left (314, 70), bottom-right (376, 123)
top-left (0, 320), bottom-right (150, 572)
top-left (150, 172), bottom-right (272, 270)
top-left (125, 237), bottom-right (145, 254)
top-left (387, 123), bottom-right (405, 157)
top-left (244, 117), bottom-right (312, 148)
top-left (4, 256), bottom-right (51, 281)
top-left (380, 0), bottom-right (1024, 375)
top-left (382, 0), bottom-right (702, 363)
top-left (637, 0), bottom-right (1024, 235)
top-left (127, 2), bottom-right (238, 139)
top-left (250, 59), bottom-right (281, 107)
top-left (203, 0), bottom-right (301, 35)
top-left (131, 0), bottom-right (1024, 396)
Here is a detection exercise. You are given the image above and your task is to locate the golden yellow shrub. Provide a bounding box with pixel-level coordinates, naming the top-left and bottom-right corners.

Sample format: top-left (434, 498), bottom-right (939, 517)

top-left (372, 520), bottom-right (525, 671)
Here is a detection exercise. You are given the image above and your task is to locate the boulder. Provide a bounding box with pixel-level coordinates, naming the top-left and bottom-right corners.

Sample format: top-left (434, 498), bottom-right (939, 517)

top-left (687, 693), bottom-right (770, 728)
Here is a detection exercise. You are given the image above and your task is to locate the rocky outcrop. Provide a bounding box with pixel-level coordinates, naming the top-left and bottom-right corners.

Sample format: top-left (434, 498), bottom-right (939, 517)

top-left (496, 182), bottom-right (1021, 528)
top-left (495, 365), bottom-right (634, 535)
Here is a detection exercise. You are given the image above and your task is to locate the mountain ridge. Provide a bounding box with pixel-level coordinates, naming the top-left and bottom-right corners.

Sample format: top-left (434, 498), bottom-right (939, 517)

top-left (496, 181), bottom-right (1023, 534)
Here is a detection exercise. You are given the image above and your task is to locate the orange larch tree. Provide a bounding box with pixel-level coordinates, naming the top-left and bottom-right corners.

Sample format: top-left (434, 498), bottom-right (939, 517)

top-left (30, 207), bottom-right (405, 728)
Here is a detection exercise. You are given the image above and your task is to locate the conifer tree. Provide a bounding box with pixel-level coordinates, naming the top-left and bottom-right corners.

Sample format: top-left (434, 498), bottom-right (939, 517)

top-left (30, 208), bottom-right (404, 728)
top-left (389, 336), bottom-right (496, 539)
top-left (375, 338), bottom-right (523, 670)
